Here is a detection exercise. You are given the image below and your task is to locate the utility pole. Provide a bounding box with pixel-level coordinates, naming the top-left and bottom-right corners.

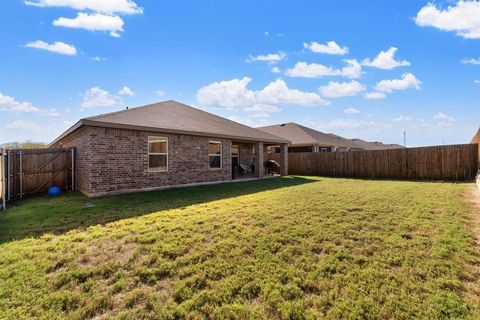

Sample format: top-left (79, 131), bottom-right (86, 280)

top-left (403, 131), bottom-right (406, 147)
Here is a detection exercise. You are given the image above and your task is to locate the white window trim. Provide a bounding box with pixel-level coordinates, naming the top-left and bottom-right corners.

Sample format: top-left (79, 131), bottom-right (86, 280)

top-left (148, 136), bottom-right (168, 172)
top-left (208, 140), bottom-right (222, 170)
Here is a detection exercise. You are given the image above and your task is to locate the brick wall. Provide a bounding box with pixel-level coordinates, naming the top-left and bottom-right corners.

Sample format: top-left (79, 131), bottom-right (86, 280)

top-left (56, 126), bottom-right (232, 196)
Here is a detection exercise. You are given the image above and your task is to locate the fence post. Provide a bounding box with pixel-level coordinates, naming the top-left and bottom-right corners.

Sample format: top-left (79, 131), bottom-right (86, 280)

top-left (19, 150), bottom-right (23, 199)
top-left (71, 148), bottom-right (75, 191)
top-left (1, 149), bottom-right (5, 211)
top-left (7, 150), bottom-right (10, 201)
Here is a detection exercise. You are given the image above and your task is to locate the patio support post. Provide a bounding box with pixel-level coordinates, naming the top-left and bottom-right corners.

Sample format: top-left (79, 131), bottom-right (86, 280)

top-left (280, 143), bottom-right (288, 176)
top-left (255, 142), bottom-right (264, 178)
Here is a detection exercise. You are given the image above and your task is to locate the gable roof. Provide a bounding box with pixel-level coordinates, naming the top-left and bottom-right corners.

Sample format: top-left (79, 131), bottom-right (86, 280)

top-left (257, 123), bottom-right (360, 149)
top-left (52, 100), bottom-right (289, 145)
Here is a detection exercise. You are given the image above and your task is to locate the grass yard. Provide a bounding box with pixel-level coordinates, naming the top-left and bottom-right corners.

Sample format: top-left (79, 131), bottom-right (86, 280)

top-left (0, 177), bottom-right (479, 319)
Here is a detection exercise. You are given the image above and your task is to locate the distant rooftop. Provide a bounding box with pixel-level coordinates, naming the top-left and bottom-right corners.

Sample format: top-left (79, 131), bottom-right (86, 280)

top-left (349, 138), bottom-right (405, 150)
top-left (257, 122), bottom-right (405, 150)
top-left (257, 122), bottom-right (360, 149)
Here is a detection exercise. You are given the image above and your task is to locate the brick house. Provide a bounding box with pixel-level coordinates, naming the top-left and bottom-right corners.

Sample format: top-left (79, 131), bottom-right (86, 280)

top-left (51, 100), bottom-right (289, 196)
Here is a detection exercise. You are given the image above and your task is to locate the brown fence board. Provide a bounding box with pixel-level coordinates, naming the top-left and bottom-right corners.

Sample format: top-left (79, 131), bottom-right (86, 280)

top-left (0, 149), bottom-right (4, 210)
top-left (270, 143), bottom-right (478, 181)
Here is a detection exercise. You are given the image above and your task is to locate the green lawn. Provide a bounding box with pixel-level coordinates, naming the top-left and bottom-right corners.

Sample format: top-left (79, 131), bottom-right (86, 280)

top-left (0, 177), bottom-right (479, 319)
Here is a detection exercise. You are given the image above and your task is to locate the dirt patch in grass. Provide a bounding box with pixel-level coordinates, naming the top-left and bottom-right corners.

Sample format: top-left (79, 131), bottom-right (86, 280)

top-left (462, 186), bottom-right (480, 311)
top-left (465, 187), bottom-right (480, 246)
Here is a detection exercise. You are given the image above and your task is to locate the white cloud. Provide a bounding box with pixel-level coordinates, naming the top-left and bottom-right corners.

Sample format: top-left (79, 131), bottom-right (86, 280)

top-left (25, 40), bottom-right (77, 55)
top-left (0, 93), bottom-right (39, 113)
top-left (196, 77), bottom-right (256, 109)
top-left (344, 108), bottom-right (360, 114)
top-left (6, 120), bottom-right (41, 132)
top-left (319, 119), bottom-right (376, 130)
top-left (243, 104), bottom-right (280, 118)
top-left (81, 86), bottom-right (121, 108)
top-left (90, 56), bottom-right (105, 61)
top-left (155, 90), bottom-right (165, 97)
top-left (462, 57), bottom-right (480, 65)
top-left (118, 86), bottom-right (134, 97)
top-left (375, 73), bottom-right (421, 93)
top-left (415, 1), bottom-right (480, 39)
top-left (264, 31), bottom-right (269, 36)
top-left (256, 79), bottom-right (328, 106)
top-left (364, 92), bottom-right (386, 99)
top-left (286, 62), bottom-right (339, 78)
top-left (39, 109), bottom-right (61, 117)
top-left (394, 115), bottom-right (412, 122)
top-left (0, 92), bottom-right (59, 116)
top-left (341, 59), bottom-right (362, 79)
top-left (319, 80), bottom-right (365, 98)
top-left (247, 52), bottom-right (285, 63)
top-left (196, 77), bottom-right (329, 116)
top-left (433, 112), bottom-right (455, 121)
top-left (271, 66), bottom-right (281, 73)
top-left (303, 41), bottom-right (349, 55)
top-left (286, 59), bottom-right (361, 78)
top-left (362, 47), bottom-right (410, 70)
top-left (475, 80), bottom-right (480, 84)
top-left (53, 12), bottom-right (124, 37)
top-left (25, 0), bottom-right (143, 15)
top-left (436, 121), bottom-right (454, 127)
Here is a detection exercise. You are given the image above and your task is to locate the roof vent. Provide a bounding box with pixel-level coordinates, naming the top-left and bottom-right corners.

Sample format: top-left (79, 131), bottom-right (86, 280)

top-left (126, 107), bottom-right (129, 110)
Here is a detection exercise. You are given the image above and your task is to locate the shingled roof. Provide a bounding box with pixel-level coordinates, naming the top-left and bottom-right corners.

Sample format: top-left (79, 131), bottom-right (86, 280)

top-left (349, 139), bottom-right (405, 150)
top-left (51, 100), bottom-right (289, 145)
top-left (257, 123), bottom-right (360, 149)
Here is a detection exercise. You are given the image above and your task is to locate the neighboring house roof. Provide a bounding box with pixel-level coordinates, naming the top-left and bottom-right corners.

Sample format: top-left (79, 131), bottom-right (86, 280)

top-left (349, 138), bottom-right (405, 150)
top-left (257, 123), bottom-right (359, 149)
top-left (52, 100), bottom-right (290, 145)
top-left (326, 133), bottom-right (363, 150)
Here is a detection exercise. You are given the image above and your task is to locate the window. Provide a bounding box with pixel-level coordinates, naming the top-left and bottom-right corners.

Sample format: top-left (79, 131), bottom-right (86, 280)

top-left (208, 141), bottom-right (222, 169)
top-left (148, 136), bottom-right (168, 171)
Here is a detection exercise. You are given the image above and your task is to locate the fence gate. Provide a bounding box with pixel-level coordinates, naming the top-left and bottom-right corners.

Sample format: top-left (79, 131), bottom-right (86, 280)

top-left (1, 148), bottom-right (75, 209)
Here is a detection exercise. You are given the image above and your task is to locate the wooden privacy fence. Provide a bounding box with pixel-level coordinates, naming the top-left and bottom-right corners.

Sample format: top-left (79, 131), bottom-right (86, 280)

top-left (0, 149), bottom-right (5, 210)
top-left (270, 143), bottom-right (479, 181)
top-left (1, 148), bottom-right (75, 209)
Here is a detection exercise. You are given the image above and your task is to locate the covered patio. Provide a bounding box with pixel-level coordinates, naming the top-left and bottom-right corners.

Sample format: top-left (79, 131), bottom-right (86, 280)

top-left (231, 141), bottom-right (288, 180)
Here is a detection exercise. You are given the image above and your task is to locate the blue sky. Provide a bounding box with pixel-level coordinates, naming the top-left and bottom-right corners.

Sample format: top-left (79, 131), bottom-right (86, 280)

top-left (0, 0), bottom-right (479, 146)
